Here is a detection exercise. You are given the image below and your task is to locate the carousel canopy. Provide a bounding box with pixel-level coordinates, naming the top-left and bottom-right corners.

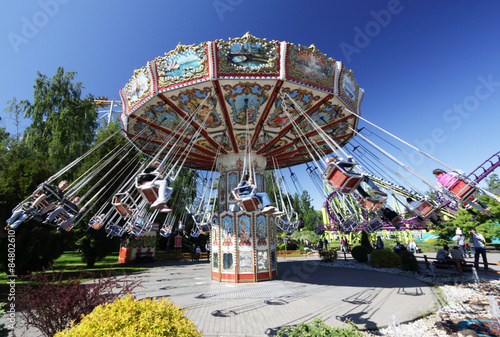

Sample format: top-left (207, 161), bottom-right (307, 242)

top-left (120, 33), bottom-right (363, 170)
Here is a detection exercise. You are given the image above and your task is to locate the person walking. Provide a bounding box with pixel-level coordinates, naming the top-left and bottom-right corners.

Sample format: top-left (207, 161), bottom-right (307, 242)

top-left (470, 228), bottom-right (488, 270)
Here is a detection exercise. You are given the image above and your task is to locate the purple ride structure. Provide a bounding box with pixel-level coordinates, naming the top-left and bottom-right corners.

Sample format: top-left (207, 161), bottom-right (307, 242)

top-left (119, 33), bottom-right (364, 282)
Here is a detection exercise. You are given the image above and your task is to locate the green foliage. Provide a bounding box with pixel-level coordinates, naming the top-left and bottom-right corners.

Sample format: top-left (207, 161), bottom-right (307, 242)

top-left (369, 249), bottom-right (401, 268)
top-left (22, 67), bottom-right (98, 170)
top-left (360, 230), bottom-right (373, 253)
top-left (55, 294), bottom-right (202, 337)
top-left (399, 251), bottom-right (420, 272)
top-left (291, 229), bottom-right (321, 244)
top-left (351, 245), bottom-right (371, 263)
top-left (277, 317), bottom-right (364, 337)
top-left (442, 195), bottom-right (500, 243)
top-left (0, 302), bottom-right (8, 337)
top-left (485, 173), bottom-right (500, 194)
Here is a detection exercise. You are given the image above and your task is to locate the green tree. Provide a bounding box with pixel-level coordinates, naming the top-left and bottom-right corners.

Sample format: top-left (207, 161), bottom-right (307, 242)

top-left (22, 67), bottom-right (98, 170)
top-left (484, 173), bottom-right (500, 194)
top-left (3, 97), bottom-right (26, 140)
top-left (0, 68), bottom-right (99, 274)
top-left (436, 195), bottom-right (500, 244)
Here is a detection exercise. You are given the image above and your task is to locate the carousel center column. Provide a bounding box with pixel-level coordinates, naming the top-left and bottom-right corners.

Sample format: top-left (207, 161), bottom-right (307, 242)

top-left (210, 153), bottom-right (278, 283)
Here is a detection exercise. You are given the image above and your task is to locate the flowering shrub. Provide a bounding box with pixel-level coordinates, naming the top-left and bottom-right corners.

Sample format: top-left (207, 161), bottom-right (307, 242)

top-left (17, 268), bottom-right (141, 337)
top-left (319, 249), bottom-right (338, 262)
top-left (55, 294), bottom-right (202, 337)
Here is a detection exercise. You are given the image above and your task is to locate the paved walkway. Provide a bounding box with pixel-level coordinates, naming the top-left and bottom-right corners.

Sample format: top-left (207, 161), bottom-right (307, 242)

top-left (132, 257), bottom-right (439, 336)
top-left (6, 254), bottom-right (500, 337)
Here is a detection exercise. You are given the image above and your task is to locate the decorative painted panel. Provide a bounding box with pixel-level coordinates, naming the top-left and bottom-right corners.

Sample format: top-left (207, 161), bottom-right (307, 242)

top-left (217, 33), bottom-right (280, 76)
top-left (156, 42), bottom-right (208, 89)
top-left (287, 43), bottom-right (335, 90)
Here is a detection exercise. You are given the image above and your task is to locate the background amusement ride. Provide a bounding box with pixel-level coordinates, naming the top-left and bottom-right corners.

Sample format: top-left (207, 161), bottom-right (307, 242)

top-left (8, 33), bottom-right (500, 282)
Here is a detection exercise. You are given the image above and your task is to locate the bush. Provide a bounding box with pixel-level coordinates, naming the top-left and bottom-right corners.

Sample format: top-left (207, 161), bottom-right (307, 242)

top-left (351, 245), bottom-right (371, 263)
top-left (286, 242), bottom-right (298, 250)
top-left (277, 317), bottom-right (364, 337)
top-left (369, 249), bottom-right (401, 268)
top-left (400, 251), bottom-right (420, 272)
top-left (319, 249), bottom-right (338, 262)
top-left (17, 268), bottom-right (141, 337)
top-left (55, 294), bottom-right (201, 337)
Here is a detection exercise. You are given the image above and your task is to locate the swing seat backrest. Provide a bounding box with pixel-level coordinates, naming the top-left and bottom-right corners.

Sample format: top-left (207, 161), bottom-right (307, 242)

top-left (359, 198), bottom-right (376, 211)
top-left (112, 197), bottom-right (132, 217)
top-left (325, 163), bottom-right (364, 193)
top-left (89, 219), bottom-right (104, 230)
top-left (343, 219), bottom-right (359, 231)
top-left (366, 219), bottom-right (383, 232)
top-left (112, 193), bottom-right (137, 217)
top-left (138, 183), bottom-right (159, 203)
top-left (106, 224), bottom-right (124, 237)
top-left (59, 221), bottom-right (74, 232)
top-left (412, 200), bottom-right (436, 219)
top-left (373, 197), bottom-right (387, 211)
top-left (391, 215), bottom-right (402, 225)
top-left (240, 196), bottom-right (261, 212)
top-left (159, 228), bottom-right (171, 237)
top-left (448, 180), bottom-right (477, 201)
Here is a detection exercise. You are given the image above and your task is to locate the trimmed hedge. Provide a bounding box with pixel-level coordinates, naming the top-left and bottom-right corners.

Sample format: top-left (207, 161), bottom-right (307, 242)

top-left (351, 245), bottom-right (371, 263)
top-left (369, 249), bottom-right (401, 268)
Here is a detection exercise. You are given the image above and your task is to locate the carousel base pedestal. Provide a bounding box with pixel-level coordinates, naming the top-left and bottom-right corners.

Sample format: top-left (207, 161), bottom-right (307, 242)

top-left (210, 210), bottom-right (278, 283)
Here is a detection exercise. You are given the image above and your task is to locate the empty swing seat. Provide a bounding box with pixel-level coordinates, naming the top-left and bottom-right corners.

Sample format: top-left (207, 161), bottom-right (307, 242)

top-left (324, 164), bottom-right (364, 194)
top-left (359, 197), bottom-right (386, 211)
top-left (412, 200), bottom-right (436, 219)
top-left (112, 193), bottom-right (137, 217)
top-left (365, 219), bottom-right (383, 232)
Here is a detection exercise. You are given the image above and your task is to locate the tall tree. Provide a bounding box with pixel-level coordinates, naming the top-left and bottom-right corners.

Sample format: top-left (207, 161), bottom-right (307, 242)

top-left (3, 97), bottom-right (26, 140)
top-left (22, 67), bottom-right (98, 170)
top-left (484, 173), bottom-right (500, 194)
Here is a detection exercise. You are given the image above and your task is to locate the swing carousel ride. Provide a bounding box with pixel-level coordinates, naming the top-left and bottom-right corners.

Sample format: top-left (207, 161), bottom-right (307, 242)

top-left (9, 33), bottom-right (500, 283)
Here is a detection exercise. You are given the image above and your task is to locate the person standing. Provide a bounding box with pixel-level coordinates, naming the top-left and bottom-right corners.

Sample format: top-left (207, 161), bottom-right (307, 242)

top-left (470, 228), bottom-right (488, 270)
top-left (456, 227), bottom-right (471, 258)
top-left (324, 238), bottom-right (328, 250)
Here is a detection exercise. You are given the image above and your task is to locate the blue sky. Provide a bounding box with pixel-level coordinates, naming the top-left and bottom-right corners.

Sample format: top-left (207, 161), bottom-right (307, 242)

top-left (1, 0), bottom-right (500, 210)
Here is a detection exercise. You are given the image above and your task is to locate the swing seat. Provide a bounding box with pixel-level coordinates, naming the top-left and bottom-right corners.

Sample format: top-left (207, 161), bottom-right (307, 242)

top-left (160, 228), bottom-right (171, 237)
top-left (359, 197), bottom-right (385, 211)
top-left (324, 163), bottom-right (364, 193)
top-left (106, 224), bottom-right (124, 237)
top-left (240, 196), bottom-right (261, 212)
top-left (412, 200), bottom-right (436, 219)
top-left (391, 215), bottom-right (402, 226)
top-left (88, 215), bottom-right (105, 230)
top-left (59, 220), bottom-right (74, 232)
top-left (343, 219), bottom-right (359, 232)
top-left (112, 198), bottom-right (132, 217)
top-left (233, 191), bottom-right (261, 212)
top-left (448, 180), bottom-right (477, 201)
top-left (112, 193), bottom-right (137, 217)
top-left (137, 184), bottom-right (159, 204)
top-left (366, 219), bottom-right (383, 232)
